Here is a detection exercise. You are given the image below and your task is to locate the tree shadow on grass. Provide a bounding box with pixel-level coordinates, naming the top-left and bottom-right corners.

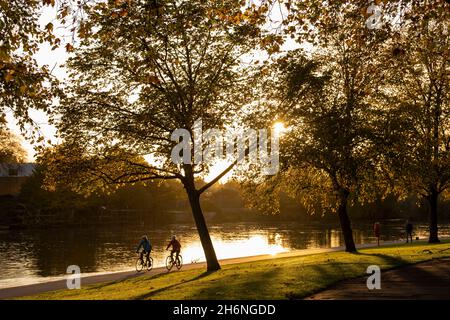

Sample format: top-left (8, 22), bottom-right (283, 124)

top-left (284, 252), bottom-right (411, 299)
top-left (110, 251), bottom-right (448, 300)
top-left (358, 253), bottom-right (450, 289)
top-left (138, 256), bottom-right (393, 300)
top-left (132, 271), bottom-right (216, 300)
top-left (303, 252), bottom-right (450, 299)
top-left (86, 273), bottom-right (147, 291)
top-left (285, 260), bottom-right (363, 299)
top-left (188, 268), bottom-right (284, 300)
top-left (157, 253), bottom-right (427, 300)
top-left (86, 269), bottom-right (185, 291)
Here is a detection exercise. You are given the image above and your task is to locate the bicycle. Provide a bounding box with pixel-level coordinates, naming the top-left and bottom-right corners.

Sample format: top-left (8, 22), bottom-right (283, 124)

top-left (136, 252), bottom-right (153, 272)
top-left (166, 252), bottom-right (183, 271)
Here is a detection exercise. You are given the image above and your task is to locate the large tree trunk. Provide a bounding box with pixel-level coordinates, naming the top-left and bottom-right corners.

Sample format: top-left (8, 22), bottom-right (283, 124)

top-left (427, 190), bottom-right (440, 243)
top-left (183, 165), bottom-right (221, 271)
top-left (337, 189), bottom-right (357, 252)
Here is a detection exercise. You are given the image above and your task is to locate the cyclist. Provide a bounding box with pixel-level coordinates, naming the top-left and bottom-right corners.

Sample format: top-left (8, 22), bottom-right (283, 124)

top-left (136, 235), bottom-right (152, 262)
top-left (166, 235), bottom-right (181, 261)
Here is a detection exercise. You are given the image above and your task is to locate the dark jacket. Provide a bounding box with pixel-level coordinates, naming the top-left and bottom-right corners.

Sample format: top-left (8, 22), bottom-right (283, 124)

top-left (137, 239), bottom-right (152, 252)
top-left (406, 223), bottom-right (413, 233)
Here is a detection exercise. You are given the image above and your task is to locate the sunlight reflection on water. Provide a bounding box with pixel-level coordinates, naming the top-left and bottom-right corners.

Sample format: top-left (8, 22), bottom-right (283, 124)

top-left (0, 221), bottom-right (448, 288)
top-left (182, 234), bottom-right (288, 264)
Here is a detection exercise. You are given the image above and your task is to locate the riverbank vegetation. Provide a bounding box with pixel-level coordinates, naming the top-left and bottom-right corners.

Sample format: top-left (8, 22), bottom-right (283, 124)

top-left (2, 171), bottom-right (449, 228)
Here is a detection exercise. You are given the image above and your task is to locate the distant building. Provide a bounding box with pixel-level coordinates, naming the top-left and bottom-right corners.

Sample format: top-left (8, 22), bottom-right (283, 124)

top-left (0, 163), bottom-right (36, 196)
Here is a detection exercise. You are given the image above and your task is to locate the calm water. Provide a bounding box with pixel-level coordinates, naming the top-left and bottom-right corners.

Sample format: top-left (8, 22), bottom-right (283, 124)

top-left (0, 220), bottom-right (449, 288)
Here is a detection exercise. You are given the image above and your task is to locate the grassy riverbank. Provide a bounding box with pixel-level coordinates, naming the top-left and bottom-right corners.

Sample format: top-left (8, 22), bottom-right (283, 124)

top-left (19, 240), bottom-right (450, 300)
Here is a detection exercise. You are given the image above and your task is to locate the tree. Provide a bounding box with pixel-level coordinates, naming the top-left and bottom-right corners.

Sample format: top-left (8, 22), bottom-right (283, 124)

top-left (47, 0), bottom-right (265, 271)
top-left (254, 1), bottom-right (391, 252)
top-left (384, 1), bottom-right (449, 243)
top-left (0, 128), bottom-right (27, 163)
top-left (0, 0), bottom-right (57, 130)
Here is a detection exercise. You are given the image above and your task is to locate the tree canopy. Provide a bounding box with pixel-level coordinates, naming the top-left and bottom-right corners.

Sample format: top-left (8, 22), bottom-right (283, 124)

top-left (0, 0), bottom-right (59, 130)
top-left (381, 0), bottom-right (449, 242)
top-left (0, 128), bottom-right (28, 163)
top-left (45, 0), bottom-right (269, 271)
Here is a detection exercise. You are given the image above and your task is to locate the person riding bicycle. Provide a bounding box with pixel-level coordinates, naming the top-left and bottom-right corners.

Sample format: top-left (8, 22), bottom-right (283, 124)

top-left (136, 235), bottom-right (152, 262)
top-left (166, 235), bottom-right (181, 261)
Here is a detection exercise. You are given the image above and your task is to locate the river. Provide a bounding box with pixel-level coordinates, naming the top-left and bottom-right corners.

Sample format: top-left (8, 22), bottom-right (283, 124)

top-left (0, 220), bottom-right (448, 288)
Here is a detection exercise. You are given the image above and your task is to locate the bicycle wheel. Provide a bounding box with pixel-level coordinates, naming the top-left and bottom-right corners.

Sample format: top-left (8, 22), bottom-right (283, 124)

top-left (175, 255), bottom-right (183, 270)
top-left (166, 256), bottom-right (174, 271)
top-left (136, 258), bottom-right (144, 272)
top-left (146, 257), bottom-right (153, 271)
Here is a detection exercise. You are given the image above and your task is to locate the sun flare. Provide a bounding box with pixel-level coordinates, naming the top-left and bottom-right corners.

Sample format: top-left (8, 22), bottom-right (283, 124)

top-left (273, 121), bottom-right (287, 136)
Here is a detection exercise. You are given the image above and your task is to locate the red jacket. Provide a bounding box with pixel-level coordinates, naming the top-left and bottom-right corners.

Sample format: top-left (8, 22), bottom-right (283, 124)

top-left (373, 222), bottom-right (381, 237)
top-left (167, 239), bottom-right (181, 251)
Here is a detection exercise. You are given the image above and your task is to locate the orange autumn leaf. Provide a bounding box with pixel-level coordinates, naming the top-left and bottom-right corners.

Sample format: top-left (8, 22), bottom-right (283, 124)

top-left (65, 43), bottom-right (74, 52)
top-left (43, 0), bottom-right (56, 6)
top-left (4, 69), bottom-right (15, 82)
top-left (147, 75), bottom-right (160, 84)
top-left (45, 22), bottom-right (54, 32)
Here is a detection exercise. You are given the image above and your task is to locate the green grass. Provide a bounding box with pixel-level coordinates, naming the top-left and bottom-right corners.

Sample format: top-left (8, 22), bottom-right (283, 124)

top-left (19, 240), bottom-right (450, 300)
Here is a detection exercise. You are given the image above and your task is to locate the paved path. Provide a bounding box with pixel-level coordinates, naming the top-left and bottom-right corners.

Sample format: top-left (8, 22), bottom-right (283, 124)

top-left (306, 258), bottom-right (450, 300)
top-left (0, 241), bottom-right (401, 299)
